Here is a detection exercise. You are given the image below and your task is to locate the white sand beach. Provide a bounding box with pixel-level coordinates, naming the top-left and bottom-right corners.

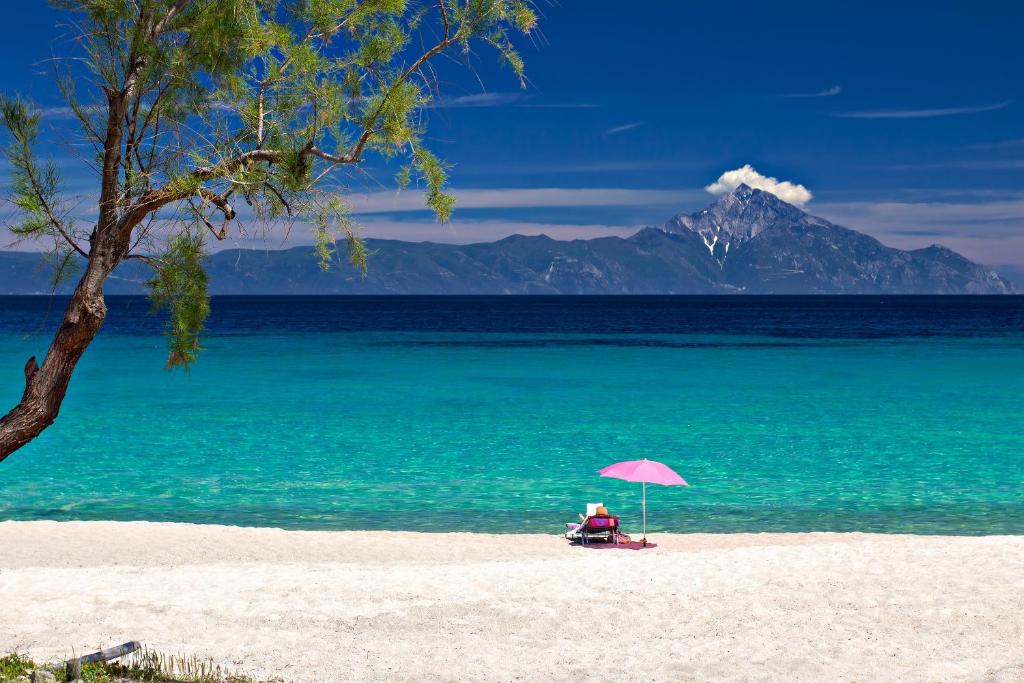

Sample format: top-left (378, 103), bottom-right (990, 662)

top-left (1, 521), bottom-right (1023, 682)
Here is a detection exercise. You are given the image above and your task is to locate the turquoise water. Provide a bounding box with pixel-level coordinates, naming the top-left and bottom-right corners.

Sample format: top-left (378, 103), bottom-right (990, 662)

top-left (1, 296), bottom-right (1022, 534)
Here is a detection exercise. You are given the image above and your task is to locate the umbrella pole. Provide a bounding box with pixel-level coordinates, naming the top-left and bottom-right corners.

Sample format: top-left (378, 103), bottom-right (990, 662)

top-left (642, 481), bottom-right (647, 546)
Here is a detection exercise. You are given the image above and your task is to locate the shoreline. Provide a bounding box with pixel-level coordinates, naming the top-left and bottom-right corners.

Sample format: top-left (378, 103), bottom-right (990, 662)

top-left (3, 521), bottom-right (1023, 681)
top-left (5, 519), bottom-right (1006, 566)
top-left (3, 516), bottom-right (1018, 537)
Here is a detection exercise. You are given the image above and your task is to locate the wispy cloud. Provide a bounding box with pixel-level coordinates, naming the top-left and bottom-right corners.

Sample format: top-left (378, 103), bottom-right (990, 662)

top-left (878, 158), bottom-right (1024, 171)
top-left (429, 92), bottom-right (530, 108)
top-left (602, 121), bottom-right (646, 137)
top-left (782, 85), bottom-right (842, 98)
top-left (965, 138), bottom-right (1024, 150)
top-left (39, 105), bottom-right (110, 120)
top-left (813, 195), bottom-right (1024, 266)
top-left (831, 101), bottom-right (1011, 119)
top-left (428, 92), bottom-right (595, 109)
top-left (816, 196), bottom-right (1024, 233)
top-left (348, 187), bottom-right (701, 214)
top-left (455, 158), bottom-right (706, 176)
top-left (40, 106), bottom-right (77, 119)
top-left (44, 93), bottom-right (591, 115)
top-left (517, 103), bottom-right (598, 109)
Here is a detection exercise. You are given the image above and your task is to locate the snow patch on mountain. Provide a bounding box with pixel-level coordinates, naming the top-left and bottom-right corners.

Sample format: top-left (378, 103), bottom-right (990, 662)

top-left (665, 183), bottom-right (808, 265)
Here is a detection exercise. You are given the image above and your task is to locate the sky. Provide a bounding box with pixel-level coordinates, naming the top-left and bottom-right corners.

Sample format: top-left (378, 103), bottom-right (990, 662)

top-left (1, 1), bottom-right (1023, 270)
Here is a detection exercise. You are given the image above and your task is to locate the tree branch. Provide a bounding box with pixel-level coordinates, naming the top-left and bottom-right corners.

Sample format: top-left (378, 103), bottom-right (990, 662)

top-left (153, 0), bottom-right (192, 37)
top-left (23, 356), bottom-right (38, 384)
top-left (193, 149), bottom-right (284, 180)
top-left (264, 182), bottom-right (292, 215)
top-left (17, 145), bottom-right (89, 259)
top-left (198, 187), bottom-right (235, 221)
top-left (114, 0), bottom-right (458, 245)
top-left (342, 0), bottom-right (454, 164)
top-left (124, 253), bottom-right (165, 269)
top-left (187, 197), bottom-right (230, 241)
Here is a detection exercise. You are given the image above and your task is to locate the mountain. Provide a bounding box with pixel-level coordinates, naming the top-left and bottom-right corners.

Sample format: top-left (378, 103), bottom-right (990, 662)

top-left (151, 229), bottom-right (729, 295)
top-left (0, 185), bottom-right (1013, 294)
top-left (996, 264), bottom-right (1024, 290)
top-left (664, 185), bottom-right (1012, 294)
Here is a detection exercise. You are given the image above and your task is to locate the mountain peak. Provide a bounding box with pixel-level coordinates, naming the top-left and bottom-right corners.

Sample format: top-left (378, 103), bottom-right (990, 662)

top-left (664, 185), bottom-right (808, 264)
top-left (718, 183), bottom-right (796, 210)
top-left (733, 182), bottom-right (755, 198)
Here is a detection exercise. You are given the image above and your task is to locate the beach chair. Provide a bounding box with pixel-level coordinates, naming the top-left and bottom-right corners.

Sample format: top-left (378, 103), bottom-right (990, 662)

top-left (564, 503), bottom-right (621, 545)
top-left (579, 514), bottom-right (620, 545)
top-left (564, 502), bottom-right (601, 542)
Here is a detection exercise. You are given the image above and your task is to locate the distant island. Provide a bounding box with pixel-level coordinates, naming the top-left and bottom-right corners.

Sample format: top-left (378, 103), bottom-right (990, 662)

top-left (0, 185), bottom-right (1013, 295)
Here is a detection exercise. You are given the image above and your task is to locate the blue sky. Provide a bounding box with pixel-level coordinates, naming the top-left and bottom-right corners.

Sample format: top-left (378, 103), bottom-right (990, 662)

top-left (1, 1), bottom-right (1023, 268)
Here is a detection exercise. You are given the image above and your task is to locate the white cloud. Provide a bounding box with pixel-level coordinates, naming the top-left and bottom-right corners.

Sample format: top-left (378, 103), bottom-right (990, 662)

top-left (427, 92), bottom-right (594, 109)
top-left (813, 196), bottom-right (1024, 267)
top-left (519, 103), bottom-right (598, 109)
top-left (347, 187), bottom-right (700, 214)
top-left (831, 101), bottom-right (1011, 119)
top-left (429, 92), bottom-right (529, 108)
top-left (456, 158), bottom-right (703, 175)
top-left (705, 165), bottom-right (813, 207)
top-left (39, 104), bottom-right (104, 120)
top-left (883, 158), bottom-right (1024, 170)
top-left (965, 138), bottom-right (1024, 150)
top-left (39, 106), bottom-right (76, 119)
top-left (602, 122), bottom-right (645, 137)
top-left (177, 219), bottom-right (638, 252)
top-left (782, 85), bottom-right (842, 98)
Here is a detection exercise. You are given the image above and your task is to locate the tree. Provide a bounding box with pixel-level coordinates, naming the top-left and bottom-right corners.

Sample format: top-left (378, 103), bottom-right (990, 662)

top-left (0, 0), bottom-right (537, 463)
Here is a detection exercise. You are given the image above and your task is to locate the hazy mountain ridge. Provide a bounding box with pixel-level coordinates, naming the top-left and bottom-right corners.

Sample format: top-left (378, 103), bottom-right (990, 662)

top-left (0, 185), bottom-right (1013, 294)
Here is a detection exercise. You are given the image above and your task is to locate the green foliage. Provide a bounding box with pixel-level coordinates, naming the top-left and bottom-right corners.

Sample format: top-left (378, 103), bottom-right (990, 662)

top-left (0, 97), bottom-right (80, 250)
top-left (102, 647), bottom-right (254, 682)
top-left (510, 0), bottom-right (538, 33)
top-left (0, 652), bottom-right (35, 680)
top-left (278, 148), bottom-right (312, 192)
top-left (413, 149), bottom-right (455, 222)
top-left (45, 248), bottom-right (84, 289)
top-left (316, 196), bottom-right (367, 274)
top-left (8, 0), bottom-right (537, 367)
top-left (0, 649), bottom-right (271, 683)
top-left (79, 661), bottom-right (117, 683)
top-left (147, 234), bottom-right (210, 370)
top-left (167, 172), bottom-right (204, 198)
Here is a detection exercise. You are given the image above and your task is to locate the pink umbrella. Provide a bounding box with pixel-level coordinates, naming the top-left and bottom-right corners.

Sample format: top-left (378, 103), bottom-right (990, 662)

top-left (599, 459), bottom-right (688, 545)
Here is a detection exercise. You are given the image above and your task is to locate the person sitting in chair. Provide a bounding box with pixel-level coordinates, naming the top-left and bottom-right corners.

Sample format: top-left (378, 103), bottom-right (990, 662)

top-left (569, 504), bottom-right (627, 544)
top-left (579, 504), bottom-right (611, 521)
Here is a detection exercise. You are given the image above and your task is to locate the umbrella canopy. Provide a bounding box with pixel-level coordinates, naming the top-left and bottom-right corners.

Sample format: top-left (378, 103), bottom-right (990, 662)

top-left (599, 459), bottom-right (688, 486)
top-left (598, 458), bottom-right (687, 544)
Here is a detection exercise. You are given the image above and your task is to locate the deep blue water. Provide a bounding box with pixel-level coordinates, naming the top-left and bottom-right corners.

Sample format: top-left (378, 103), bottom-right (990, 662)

top-left (1, 295), bottom-right (1022, 534)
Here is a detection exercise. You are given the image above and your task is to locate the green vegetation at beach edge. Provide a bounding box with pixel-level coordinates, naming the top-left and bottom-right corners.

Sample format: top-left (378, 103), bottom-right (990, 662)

top-left (0, 651), bottom-right (278, 683)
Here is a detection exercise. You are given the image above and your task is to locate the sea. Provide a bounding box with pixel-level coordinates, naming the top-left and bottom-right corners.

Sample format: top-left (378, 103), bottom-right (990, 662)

top-left (0, 295), bottom-right (1022, 535)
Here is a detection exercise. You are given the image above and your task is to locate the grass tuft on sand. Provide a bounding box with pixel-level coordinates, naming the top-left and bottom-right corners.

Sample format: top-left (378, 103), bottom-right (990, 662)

top-left (0, 653), bottom-right (34, 681)
top-left (0, 650), bottom-right (279, 683)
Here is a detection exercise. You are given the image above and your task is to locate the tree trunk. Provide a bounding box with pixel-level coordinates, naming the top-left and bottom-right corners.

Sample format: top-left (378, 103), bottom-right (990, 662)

top-left (0, 246), bottom-right (120, 463)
